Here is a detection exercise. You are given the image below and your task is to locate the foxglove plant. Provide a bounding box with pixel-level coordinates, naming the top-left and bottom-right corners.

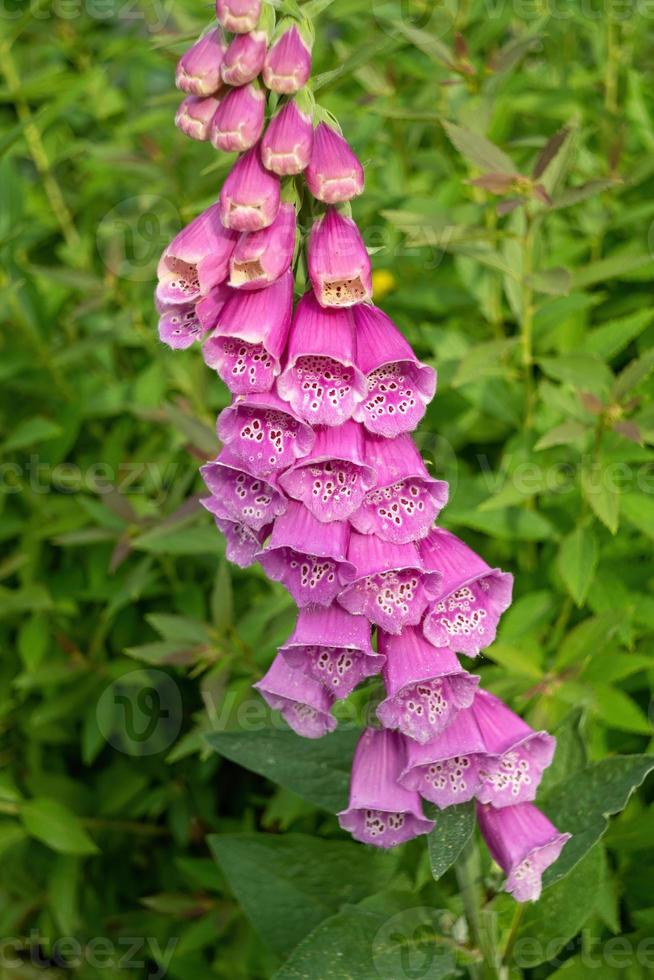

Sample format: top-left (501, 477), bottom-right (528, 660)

top-left (158, 1), bottom-right (569, 904)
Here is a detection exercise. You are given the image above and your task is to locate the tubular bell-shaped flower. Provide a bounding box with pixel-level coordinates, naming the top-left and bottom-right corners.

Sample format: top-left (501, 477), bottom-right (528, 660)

top-left (157, 303), bottom-right (208, 350)
top-left (279, 603), bottom-right (383, 698)
top-left (473, 690), bottom-right (556, 808)
top-left (399, 705), bottom-right (487, 807)
top-left (261, 98), bottom-right (314, 175)
top-left (202, 270), bottom-right (293, 393)
top-left (338, 533), bottom-right (441, 634)
top-left (277, 292), bottom-right (366, 426)
top-left (477, 802), bottom-right (571, 903)
top-left (201, 494), bottom-right (271, 568)
top-left (278, 421), bottom-right (376, 523)
top-left (308, 207), bottom-right (372, 308)
top-left (217, 389), bottom-right (314, 475)
top-left (216, 0), bottom-right (261, 34)
top-left (156, 205), bottom-right (237, 305)
top-left (254, 654), bottom-right (336, 738)
top-left (350, 434), bottom-right (448, 543)
top-left (262, 22), bottom-right (312, 94)
top-left (353, 304), bottom-right (436, 437)
top-left (200, 446), bottom-right (287, 531)
top-left (338, 728), bottom-right (435, 847)
top-left (376, 627), bottom-right (480, 743)
top-left (175, 95), bottom-right (222, 142)
top-left (305, 122), bottom-right (364, 204)
top-left (221, 30), bottom-right (268, 86)
top-left (420, 528), bottom-right (513, 657)
top-left (220, 144), bottom-right (281, 232)
top-left (229, 202), bottom-right (296, 290)
top-left (176, 27), bottom-right (226, 96)
top-left (195, 282), bottom-right (233, 334)
top-left (210, 82), bottom-right (266, 153)
top-left (259, 501), bottom-right (356, 607)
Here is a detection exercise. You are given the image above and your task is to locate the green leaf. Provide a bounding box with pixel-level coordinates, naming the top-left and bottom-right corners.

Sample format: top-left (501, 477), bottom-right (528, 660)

top-left (555, 612), bottom-right (624, 670)
top-left (557, 527), bottom-right (599, 605)
top-left (526, 267), bottom-right (571, 296)
top-left (592, 685), bottom-right (652, 735)
top-left (584, 309), bottom-right (654, 360)
top-left (581, 463), bottom-right (620, 534)
top-left (538, 710), bottom-right (587, 797)
top-left (538, 355), bottom-right (613, 397)
top-left (451, 339), bottom-right (517, 388)
top-left (446, 507), bottom-right (556, 541)
top-left (204, 727), bottom-right (359, 812)
top-left (427, 801), bottom-right (475, 880)
top-left (571, 253), bottom-right (654, 289)
top-left (541, 755), bottom-right (654, 886)
top-left (132, 524), bottom-right (223, 555)
top-left (613, 348), bottom-right (654, 400)
top-left (2, 416), bottom-right (62, 452)
top-left (535, 420), bottom-right (588, 450)
top-left (442, 120), bottom-right (516, 175)
top-left (550, 178), bottom-right (621, 211)
top-left (145, 613), bottom-right (210, 645)
top-left (620, 491), bottom-right (654, 540)
top-left (20, 799), bottom-right (99, 856)
top-left (208, 834), bottom-right (397, 957)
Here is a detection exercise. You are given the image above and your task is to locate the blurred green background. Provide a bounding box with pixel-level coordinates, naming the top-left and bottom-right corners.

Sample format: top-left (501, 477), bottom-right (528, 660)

top-left (1, 0), bottom-right (654, 977)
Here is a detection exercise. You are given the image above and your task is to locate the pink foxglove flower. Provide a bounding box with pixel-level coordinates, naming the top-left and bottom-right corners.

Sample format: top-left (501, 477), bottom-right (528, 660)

top-left (261, 99), bottom-right (314, 175)
top-left (338, 729), bottom-right (434, 847)
top-left (176, 28), bottom-right (226, 96)
top-left (477, 802), bottom-right (571, 903)
top-left (279, 603), bottom-right (383, 698)
top-left (305, 122), bottom-right (364, 204)
top-left (254, 654), bottom-right (336, 738)
top-left (399, 705), bottom-right (487, 807)
top-left (262, 23), bottom-right (312, 94)
top-left (338, 533), bottom-right (441, 635)
top-left (376, 627), bottom-right (480, 743)
top-left (200, 447), bottom-right (287, 532)
top-left (156, 204), bottom-right (237, 305)
top-left (210, 82), bottom-right (266, 153)
top-left (216, 0), bottom-right (261, 33)
top-left (201, 495), bottom-right (271, 568)
top-left (175, 95), bottom-right (222, 142)
top-left (157, 303), bottom-right (208, 350)
top-left (350, 434), bottom-right (448, 543)
top-left (221, 30), bottom-right (267, 86)
top-left (217, 389), bottom-right (314, 476)
top-left (278, 420), bottom-right (376, 523)
top-left (353, 304), bottom-right (436, 437)
top-left (277, 292), bottom-right (366, 426)
top-left (259, 501), bottom-right (356, 607)
top-left (473, 691), bottom-right (556, 808)
top-left (420, 528), bottom-right (513, 657)
top-left (220, 144), bottom-right (281, 232)
top-left (195, 282), bottom-right (233, 333)
top-left (308, 208), bottom-right (372, 307)
top-left (229, 202), bottom-right (296, 290)
top-left (202, 270), bottom-right (293, 393)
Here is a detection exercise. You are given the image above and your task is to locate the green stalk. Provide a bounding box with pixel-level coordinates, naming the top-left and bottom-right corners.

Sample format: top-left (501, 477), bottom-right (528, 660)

top-left (456, 840), bottom-right (501, 979)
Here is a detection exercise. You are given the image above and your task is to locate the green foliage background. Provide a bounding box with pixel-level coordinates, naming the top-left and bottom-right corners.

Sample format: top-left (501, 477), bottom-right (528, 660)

top-left (1, 0), bottom-right (654, 977)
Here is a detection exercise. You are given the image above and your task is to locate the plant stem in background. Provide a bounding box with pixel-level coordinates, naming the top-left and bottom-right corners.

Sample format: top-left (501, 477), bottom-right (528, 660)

top-left (520, 209), bottom-right (536, 430)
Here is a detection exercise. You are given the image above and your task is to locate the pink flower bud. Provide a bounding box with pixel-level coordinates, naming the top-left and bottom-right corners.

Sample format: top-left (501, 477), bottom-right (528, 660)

top-left (210, 82), bottom-right (265, 153)
top-left (261, 99), bottom-right (314, 175)
top-left (308, 207), bottom-right (372, 307)
top-left (156, 204), bottom-right (237, 305)
top-left (219, 144), bottom-right (281, 232)
top-left (175, 95), bottom-right (222, 142)
top-left (216, 0), bottom-right (261, 33)
top-left (263, 24), bottom-right (311, 94)
top-left (176, 28), bottom-right (226, 97)
top-left (305, 122), bottom-right (364, 204)
top-left (221, 30), bottom-right (267, 86)
top-left (229, 201), bottom-right (296, 290)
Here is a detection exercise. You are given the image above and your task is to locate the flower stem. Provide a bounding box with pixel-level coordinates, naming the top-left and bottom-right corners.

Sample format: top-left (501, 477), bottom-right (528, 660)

top-left (456, 840), bottom-right (500, 979)
top-left (520, 210), bottom-right (536, 430)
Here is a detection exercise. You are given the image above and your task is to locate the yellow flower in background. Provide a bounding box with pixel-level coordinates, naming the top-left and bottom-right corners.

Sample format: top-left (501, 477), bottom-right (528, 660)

top-left (372, 269), bottom-right (396, 298)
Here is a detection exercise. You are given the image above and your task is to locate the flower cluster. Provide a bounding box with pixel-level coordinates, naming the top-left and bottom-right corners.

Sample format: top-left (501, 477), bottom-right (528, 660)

top-left (157, 0), bottom-right (570, 904)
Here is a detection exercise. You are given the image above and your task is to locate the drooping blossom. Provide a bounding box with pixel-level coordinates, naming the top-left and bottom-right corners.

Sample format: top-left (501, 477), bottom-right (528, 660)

top-left (200, 494), bottom-right (271, 568)
top-left (157, 303), bottom-right (208, 350)
top-left (156, 204), bottom-right (236, 305)
top-left (221, 30), bottom-right (268, 86)
top-left (202, 270), bottom-right (293, 393)
top-left (200, 446), bottom-right (287, 531)
top-left (308, 207), bottom-right (372, 308)
top-left (195, 282), bottom-right (233, 334)
top-left (278, 420), bottom-right (376, 523)
top-left (175, 95), bottom-right (222, 142)
top-left (350, 433), bottom-right (448, 543)
top-left (210, 82), bottom-right (266, 153)
top-left (279, 603), bottom-right (383, 698)
top-left (262, 22), bottom-right (312, 94)
top-left (277, 292), bottom-right (366, 427)
top-left (254, 654), bottom-right (336, 738)
top-left (217, 389), bottom-right (314, 476)
top-left (338, 728), bottom-right (435, 847)
top-left (305, 122), bottom-right (364, 203)
top-left (259, 501), bottom-right (355, 607)
top-left (337, 533), bottom-right (442, 635)
top-left (352, 304), bottom-right (436, 437)
top-left (376, 627), bottom-right (479, 743)
top-left (216, 0), bottom-right (261, 34)
top-left (219, 144), bottom-right (281, 232)
top-left (477, 802), bottom-right (571, 903)
top-left (420, 528), bottom-right (513, 657)
top-left (229, 202), bottom-right (296, 290)
top-left (176, 27), bottom-right (226, 96)
top-left (261, 98), bottom-right (314, 175)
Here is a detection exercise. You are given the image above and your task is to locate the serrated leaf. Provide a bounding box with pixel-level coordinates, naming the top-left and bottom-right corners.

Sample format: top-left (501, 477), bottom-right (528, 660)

top-left (592, 685), bottom-right (651, 735)
top-left (613, 348), bottom-right (654, 400)
top-left (557, 527), bottom-right (598, 605)
top-left (571, 253), bottom-right (654, 289)
top-left (442, 120), bottom-right (516, 175)
top-left (555, 612), bottom-right (624, 670)
top-left (539, 355), bottom-right (613, 397)
top-left (526, 267), bottom-right (571, 296)
top-left (581, 464), bottom-right (620, 534)
top-left (20, 799), bottom-right (99, 856)
top-left (535, 420), bottom-right (588, 450)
